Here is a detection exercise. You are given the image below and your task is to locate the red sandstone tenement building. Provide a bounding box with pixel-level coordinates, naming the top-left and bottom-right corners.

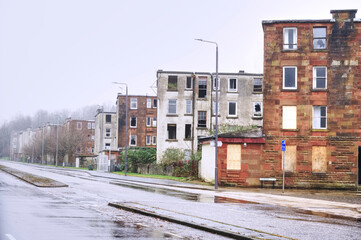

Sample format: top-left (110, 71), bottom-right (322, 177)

top-left (117, 95), bottom-right (157, 149)
top-left (262, 9), bottom-right (361, 189)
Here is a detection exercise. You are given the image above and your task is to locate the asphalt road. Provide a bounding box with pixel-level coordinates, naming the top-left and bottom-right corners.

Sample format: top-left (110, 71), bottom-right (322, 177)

top-left (0, 161), bottom-right (360, 240)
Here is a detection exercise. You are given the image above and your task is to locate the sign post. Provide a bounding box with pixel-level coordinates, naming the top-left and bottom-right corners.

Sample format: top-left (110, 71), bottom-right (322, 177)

top-left (281, 140), bottom-right (286, 193)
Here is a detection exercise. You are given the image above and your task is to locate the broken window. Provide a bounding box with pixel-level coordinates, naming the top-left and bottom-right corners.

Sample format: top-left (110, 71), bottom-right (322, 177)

top-left (130, 135), bottom-right (137, 146)
top-left (168, 76), bottom-right (178, 91)
top-left (186, 76), bottom-right (192, 89)
top-left (213, 77), bottom-right (220, 91)
top-left (168, 99), bottom-right (177, 114)
top-left (167, 124), bottom-right (177, 140)
top-left (253, 102), bottom-right (262, 117)
top-left (283, 27), bottom-right (297, 50)
top-left (130, 117), bottom-right (137, 128)
top-left (227, 144), bottom-right (241, 170)
top-left (313, 106), bottom-right (327, 129)
top-left (198, 78), bottom-right (207, 98)
top-left (253, 78), bottom-right (262, 92)
top-left (283, 66), bottom-right (297, 89)
top-left (105, 128), bottom-right (111, 137)
top-left (106, 114), bottom-right (111, 123)
top-left (313, 27), bottom-right (326, 49)
top-left (185, 124), bottom-right (192, 139)
top-left (228, 102), bottom-right (237, 116)
top-left (130, 98), bottom-right (137, 109)
top-left (228, 78), bottom-right (237, 92)
top-left (185, 100), bottom-right (192, 114)
top-left (282, 106), bottom-right (297, 129)
top-left (312, 146), bottom-right (327, 172)
top-left (198, 111), bottom-right (207, 128)
top-left (313, 67), bottom-right (327, 89)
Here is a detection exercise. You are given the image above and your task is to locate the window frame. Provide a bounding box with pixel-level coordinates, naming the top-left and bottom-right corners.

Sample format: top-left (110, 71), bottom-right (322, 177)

top-left (153, 99), bottom-right (157, 108)
top-left (146, 135), bottom-right (151, 145)
top-left (283, 66), bottom-right (297, 90)
top-left (253, 102), bottom-right (263, 117)
top-left (313, 27), bottom-right (327, 50)
top-left (106, 114), bottom-right (111, 123)
top-left (212, 101), bottom-right (219, 116)
top-left (313, 66), bottom-right (327, 89)
top-left (253, 78), bottom-right (262, 92)
top-left (228, 101), bottom-right (237, 117)
top-left (283, 27), bottom-right (297, 50)
top-left (313, 106), bottom-right (327, 129)
top-left (130, 116), bottom-right (137, 128)
top-left (146, 117), bottom-right (151, 127)
top-left (185, 99), bottom-right (192, 114)
top-left (185, 124), bottom-right (192, 139)
top-left (186, 76), bottom-right (193, 90)
top-left (130, 135), bottom-right (137, 146)
top-left (130, 98), bottom-right (137, 109)
top-left (197, 111), bottom-right (207, 128)
top-left (152, 136), bottom-right (157, 145)
top-left (168, 75), bottom-right (178, 91)
top-left (198, 78), bottom-right (207, 98)
top-left (213, 77), bottom-right (220, 91)
top-left (147, 99), bottom-right (151, 108)
top-left (168, 99), bottom-right (177, 114)
top-left (228, 78), bottom-right (237, 92)
top-left (167, 124), bottom-right (177, 140)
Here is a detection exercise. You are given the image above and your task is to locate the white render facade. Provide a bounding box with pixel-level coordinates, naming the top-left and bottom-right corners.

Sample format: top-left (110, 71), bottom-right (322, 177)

top-left (156, 70), bottom-right (263, 162)
top-left (94, 111), bottom-right (118, 158)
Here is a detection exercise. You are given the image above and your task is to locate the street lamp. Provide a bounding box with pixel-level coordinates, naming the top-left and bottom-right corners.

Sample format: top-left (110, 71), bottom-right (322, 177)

top-left (195, 38), bottom-right (219, 189)
top-left (112, 82), bottom-right (128, 176)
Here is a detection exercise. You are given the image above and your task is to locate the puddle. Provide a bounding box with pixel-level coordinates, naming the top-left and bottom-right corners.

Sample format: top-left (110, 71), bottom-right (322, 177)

top-left (112, 181), bottom-right (257, 205)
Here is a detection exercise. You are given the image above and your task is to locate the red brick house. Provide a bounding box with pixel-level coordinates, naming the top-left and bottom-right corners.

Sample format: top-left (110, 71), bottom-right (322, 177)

top-left (117, 95), bottom-right (157, 149)
top-left (199, 128), bottom-right (265, 186)
top-left (262, 9), bottom-right (361, 189)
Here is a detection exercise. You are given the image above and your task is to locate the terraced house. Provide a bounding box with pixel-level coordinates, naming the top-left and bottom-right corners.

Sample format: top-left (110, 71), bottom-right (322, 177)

top-left (262, 9), bottom-right (361, 189)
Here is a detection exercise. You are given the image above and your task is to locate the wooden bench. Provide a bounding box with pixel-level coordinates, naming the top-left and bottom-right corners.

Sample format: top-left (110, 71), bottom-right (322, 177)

top-left (260, 178), bottom-right (276, 188)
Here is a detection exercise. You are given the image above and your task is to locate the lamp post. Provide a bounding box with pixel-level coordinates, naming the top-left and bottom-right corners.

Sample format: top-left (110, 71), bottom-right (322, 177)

top-left (112, 82), bottom-right (128, 176)
top-left (195, 38), bottom-right (219, 189)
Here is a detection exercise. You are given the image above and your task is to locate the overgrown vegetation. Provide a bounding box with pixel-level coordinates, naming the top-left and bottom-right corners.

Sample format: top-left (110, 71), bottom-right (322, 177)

top-left (160, 148), bottom-right (201, 179)
top-left (119, 147), bottom-right (156, 173)
top-left (209, 124), bottom-right (258, 135)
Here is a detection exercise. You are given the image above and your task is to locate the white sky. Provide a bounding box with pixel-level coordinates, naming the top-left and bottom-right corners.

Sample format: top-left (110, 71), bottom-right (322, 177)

top-left (0, 0), bottom-right (360, 124)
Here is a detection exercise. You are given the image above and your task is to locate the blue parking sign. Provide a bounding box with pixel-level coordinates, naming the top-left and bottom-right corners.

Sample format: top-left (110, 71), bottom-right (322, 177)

top-left (281, 140), bottom-right (286, 151)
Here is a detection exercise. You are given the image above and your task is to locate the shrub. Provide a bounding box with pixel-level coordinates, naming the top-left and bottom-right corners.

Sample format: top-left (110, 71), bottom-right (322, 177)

top-left (119, 147), bottom-right (156, 173)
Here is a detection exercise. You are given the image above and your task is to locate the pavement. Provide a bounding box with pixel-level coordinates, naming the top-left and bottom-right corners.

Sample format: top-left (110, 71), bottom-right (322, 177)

top-left (1, 161), bottom-right (361, 239)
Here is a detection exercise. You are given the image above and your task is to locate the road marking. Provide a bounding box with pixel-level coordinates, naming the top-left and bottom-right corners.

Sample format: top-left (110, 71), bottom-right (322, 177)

top-left (5, 234), bottom-right (17, 240)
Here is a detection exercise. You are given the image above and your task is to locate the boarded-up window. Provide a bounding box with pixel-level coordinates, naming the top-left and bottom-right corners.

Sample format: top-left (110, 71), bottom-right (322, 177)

top-left (227, 144), bottom-right (241, 170)
top-left (283, 145), bottom-right (296, 172)
top-left (282, 106), bottom-right (297, 129)
top-left (312, 146), bottom-right (327, 172)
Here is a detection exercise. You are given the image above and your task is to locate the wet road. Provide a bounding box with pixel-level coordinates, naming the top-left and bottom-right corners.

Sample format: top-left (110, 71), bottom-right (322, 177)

top-left (1, 161), bottom-right (360, 240)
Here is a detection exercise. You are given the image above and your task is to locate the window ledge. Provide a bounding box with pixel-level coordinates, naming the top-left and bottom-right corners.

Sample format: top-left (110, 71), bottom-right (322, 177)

top-left (227, 91), bottom-right (238, 94)
top-left (166, 114), bottom-right (178, 117)
top-left (311, 49), bottom-right (328, 52)
top-left (311, 89), bottom-right (328, 92)
top-left (197, 98), bottom-right (208, 101)
top-left (281, 49), bottom-right (298, 53)
top-left (197, 127), bottom-right (208, 130)
top-left (166, 139), bottom-right (178, 142)
top-left (167, 89), bottom-right (178, 92)
top-left (226, 116), bottom-right (238, 119)
top-left (185, 89), bottom-right (193, 91)
top-left (253, 91), bottom-right (263, 94)
top-left (281, 128), bottom-right (299, 132)
top-left (311, 129), bottom-right (329, 132)
top-left (184, 138), bottom-right (192, 141)
top-left (252, 116), bottom-right (263, 120)
top-left (184, 114), bottom-right (193, 116)
top-left (281, 89), bottom-right (298, 92)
